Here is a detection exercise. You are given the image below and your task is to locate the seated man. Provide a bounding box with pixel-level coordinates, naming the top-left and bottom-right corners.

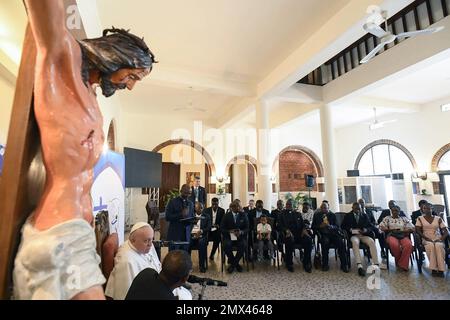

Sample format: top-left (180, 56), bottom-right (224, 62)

top-left (342, 203), bottom-right (385, 277)
top-left (190, 202), bottom-right (211, 273)
top-left (278, 199), bottom-right (313, 273)
top-left (377, 200), bottom-right (406, 224)
top-left (221, 200), bottom-right (249, 273)
top-left (311, 202), bottom-right (348, 272)
top-left (105, 222), bottom-right (191, 300)
top-left (204, 197), bottom-right (225, 261)
top-left (125, 250), bottom-right (192, 300)
top-left (358, 198), bottom-right (386, 260)
top-left (301, 202), bottom-right (315, 228)
top-left (256, 215), bottom-right (274, 261)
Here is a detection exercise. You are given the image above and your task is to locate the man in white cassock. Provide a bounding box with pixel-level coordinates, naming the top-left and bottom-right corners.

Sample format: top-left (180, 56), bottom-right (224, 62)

top-left (105, 222), bottom-right (191, 300)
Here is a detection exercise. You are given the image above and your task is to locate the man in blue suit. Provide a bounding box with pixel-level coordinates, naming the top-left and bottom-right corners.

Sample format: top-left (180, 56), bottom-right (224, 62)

top-left (165, 184), bottom-right (194, 251)
top-left (190, 176), bottom-right (207, 206)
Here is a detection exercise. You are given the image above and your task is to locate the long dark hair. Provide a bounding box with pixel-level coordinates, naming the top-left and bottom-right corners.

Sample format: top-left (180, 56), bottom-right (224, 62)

top-left (79, 27), bottom-right (157, 83)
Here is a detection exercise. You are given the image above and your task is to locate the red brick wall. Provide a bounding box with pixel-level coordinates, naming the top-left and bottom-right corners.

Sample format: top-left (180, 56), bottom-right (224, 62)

top-left (279, 151), bottom-right (318, 192)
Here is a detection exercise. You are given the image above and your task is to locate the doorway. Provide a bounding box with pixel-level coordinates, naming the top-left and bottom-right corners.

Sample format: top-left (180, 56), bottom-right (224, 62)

top-left (159, 162), bottom-right (181, 212)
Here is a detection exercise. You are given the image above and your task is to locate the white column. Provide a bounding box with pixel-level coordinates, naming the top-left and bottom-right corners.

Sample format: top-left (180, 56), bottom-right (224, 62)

top-left (256, 100), bottom-right (272, 210)
top-left (320, 104), bottom-right (339, 212)
top-left (232, 164), bottom-right (241, 201)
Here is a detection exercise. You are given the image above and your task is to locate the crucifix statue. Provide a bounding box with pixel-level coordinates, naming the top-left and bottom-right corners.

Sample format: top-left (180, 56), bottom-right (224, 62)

top-left (0, 0), bottom-right (155, 299)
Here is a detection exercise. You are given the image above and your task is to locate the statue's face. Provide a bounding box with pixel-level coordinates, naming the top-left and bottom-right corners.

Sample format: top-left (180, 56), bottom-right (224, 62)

top-left (110, 67), bottom-right (150, 90)
top-left (100, 67), bottom-right (150, 97)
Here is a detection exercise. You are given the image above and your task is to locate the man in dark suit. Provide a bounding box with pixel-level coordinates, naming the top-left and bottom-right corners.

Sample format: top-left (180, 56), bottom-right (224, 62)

top-left (190, 202), bottom-right (211, 273)
top-left (312, 201), bottom-right (348, 273)
top-left (278, 199), bottom-right (313, 273)
top-left (358, 198), bottom-right (386, 259)
top-left (342, 202), bottom-right (383, 276)
top-left (243, 199), bottom-right (255, 214)
top-left (204, 197), bottom-right (225, 260)
top-left (411, 200), bottom-right (437, 225)
top-left (377, 200), bottom-right (406, 224)
top-left (220, 200), bottom-right (249, 273)
top-left (125, 250), bottom-right (192, 300)
top-left (190, 176), bottom-right (206, 206)
top-left (270, 200), bottom-right (284, 225)
top-left (165, 184), bottom-right (194, 252)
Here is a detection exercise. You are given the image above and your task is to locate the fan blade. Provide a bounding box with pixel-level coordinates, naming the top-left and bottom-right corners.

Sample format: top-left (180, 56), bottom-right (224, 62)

top-left (363, 22), bottom-right (389, 38)
top-left (397, 26), bottom-right (444, 40)
top-left (360, 42), bottom-right (387, 64)
top-left (380, 119), bottom-right (397, 125)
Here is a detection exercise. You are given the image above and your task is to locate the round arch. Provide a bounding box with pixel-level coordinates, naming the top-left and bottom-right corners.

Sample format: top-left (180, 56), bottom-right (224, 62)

top-left (354, 139), bottom-right (418, 171)
top-left (225, 155), bottom-right (258, 175)
top-left (272, 145), bottom-right (324, 177)
top-left (152, 139), bottom-right (216, 176)
top-left (431, 143), bottom-right (450, 171)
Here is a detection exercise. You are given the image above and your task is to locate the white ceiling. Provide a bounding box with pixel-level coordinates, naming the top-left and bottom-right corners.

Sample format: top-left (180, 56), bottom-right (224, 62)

top-left (365, 53), bottom-right (450, 104)
top-left (95, 0), bottom-right (351, 121)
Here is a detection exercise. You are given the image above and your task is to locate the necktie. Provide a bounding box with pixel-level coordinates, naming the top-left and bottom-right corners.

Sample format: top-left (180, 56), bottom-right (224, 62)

top-left (234, 213), bottom-right (237, 224)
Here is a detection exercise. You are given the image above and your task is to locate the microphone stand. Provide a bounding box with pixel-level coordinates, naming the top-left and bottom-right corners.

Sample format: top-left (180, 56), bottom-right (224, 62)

top-left (198, 280), bottom-right (207, 300)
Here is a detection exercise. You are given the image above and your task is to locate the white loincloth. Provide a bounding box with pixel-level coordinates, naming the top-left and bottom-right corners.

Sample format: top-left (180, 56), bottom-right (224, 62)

top-left (13, 219), bottom-right (106, 300)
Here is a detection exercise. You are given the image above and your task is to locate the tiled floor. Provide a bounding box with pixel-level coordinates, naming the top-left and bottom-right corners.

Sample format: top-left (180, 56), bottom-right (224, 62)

top-left (181, 248), bottom-right (450, 300)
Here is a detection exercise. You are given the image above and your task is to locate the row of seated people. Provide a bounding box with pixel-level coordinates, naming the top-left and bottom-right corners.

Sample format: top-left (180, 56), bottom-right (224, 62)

top-left (204, 197), bottom-right (449, 277)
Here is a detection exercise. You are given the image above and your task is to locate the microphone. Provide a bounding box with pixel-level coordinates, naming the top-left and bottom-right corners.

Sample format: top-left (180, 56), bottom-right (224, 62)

top-left (187, 275), bottom-right (227, 286)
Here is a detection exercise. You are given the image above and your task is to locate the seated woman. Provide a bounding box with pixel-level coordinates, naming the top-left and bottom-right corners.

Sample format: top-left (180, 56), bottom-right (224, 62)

top-left (415, 202), bottom-right (449, 277)
top-left (379, 205), bottom-right (414, 271)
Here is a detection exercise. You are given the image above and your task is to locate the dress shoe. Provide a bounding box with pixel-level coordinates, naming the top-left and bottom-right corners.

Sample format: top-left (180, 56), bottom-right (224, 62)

top-left (227, 265), bottom-right (235, 274)
top-left (437, 271), bottom-right (445, 278)
top-left (286, 265), bottom-right (294, 272)
top-left (209, 256), bottom-right (215, 261)
top-left (321, 265), bottom-right (330, 272)
top-left (199, 267), bottom-right (206, 273)
top-left (235, 264), bottom-right (243, 272)
top-left (341, 264), bottom-right (350, 273)
top-left (304, 264), bottom-right (312, 273)
top-left (358, 267), bottom-right (366, 277)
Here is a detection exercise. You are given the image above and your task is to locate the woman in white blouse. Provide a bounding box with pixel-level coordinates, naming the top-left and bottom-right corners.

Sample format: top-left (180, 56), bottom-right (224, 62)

top-left (379, 206), bottom-right (414, 271)
top-left (415, 202), bottom-right (449, 277)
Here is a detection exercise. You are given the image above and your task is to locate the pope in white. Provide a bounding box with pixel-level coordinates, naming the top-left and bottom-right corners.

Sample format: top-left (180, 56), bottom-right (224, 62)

top-left (105, 222), bottom-right (191, 300)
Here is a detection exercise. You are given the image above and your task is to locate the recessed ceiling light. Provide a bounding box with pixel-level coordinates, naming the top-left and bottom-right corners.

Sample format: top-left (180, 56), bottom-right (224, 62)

top-left (441, 103), bottom-right (450, 112)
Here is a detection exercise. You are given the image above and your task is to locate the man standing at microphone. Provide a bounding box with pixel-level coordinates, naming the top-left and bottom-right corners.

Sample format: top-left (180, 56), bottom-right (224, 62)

top-left (166, 184), bottom-right (194, 251)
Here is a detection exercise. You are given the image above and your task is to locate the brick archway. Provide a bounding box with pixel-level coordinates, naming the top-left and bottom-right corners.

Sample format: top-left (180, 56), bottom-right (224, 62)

top-left (354, 139), bottom-right (418, 171)
top-left (431, 143), bottom-right (450, 171)
top-left (273, 145), bottom-right (324, 177)
top-left (273, 146), bottom-right (324, 193)
top-left (152, 139), bottom-right (216, 176)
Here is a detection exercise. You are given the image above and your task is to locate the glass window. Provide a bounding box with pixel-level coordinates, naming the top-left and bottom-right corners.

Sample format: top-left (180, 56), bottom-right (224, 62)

top-left (357, 143), bottom-right (414, 175)
top-left (358, 149), bottom-right (374, 175)
top-left (372, 144), bottom-right (391, 175)
top-left (438, 151), bottom-right (450, 170)
top-left (390, 145), bottom-right (414, 174)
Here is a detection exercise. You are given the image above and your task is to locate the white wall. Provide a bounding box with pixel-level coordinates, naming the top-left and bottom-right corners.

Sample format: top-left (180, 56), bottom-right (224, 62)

top-left (335, 100), bottom-right (450, 177)
top-left (0, 74), bottom-right (15, 144)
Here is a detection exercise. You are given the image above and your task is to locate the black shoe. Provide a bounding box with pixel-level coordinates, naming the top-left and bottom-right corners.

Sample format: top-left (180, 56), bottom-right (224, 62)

top-left (209, 256), bottom-right (214, 261)
top-left (304, 264), bottom-right (312, 273)
top-left (341, 264), bottom-right (350, 273)
top-left (432, 270), bottom-right (438, 276)
top-left (437, 271), bottom-right (445, 278)
top-left (199, 267), bottom-right (206, 273)
top-left (358, 267), bottom-right (366, 277)
top-left (235, 264), bottom-right (243, 272)
top-left (227, 265), bottom-right (235, 274)
top-left (287, 265), bottom-right (294, 272)
top-left (321, 265), bottom-right (330, 272)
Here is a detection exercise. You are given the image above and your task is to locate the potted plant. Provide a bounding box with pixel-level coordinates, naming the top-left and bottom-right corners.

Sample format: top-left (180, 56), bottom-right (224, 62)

top-left (164, 188), bottom-right (180, 208)
top-left (284, 192), bottom-right (312, 209)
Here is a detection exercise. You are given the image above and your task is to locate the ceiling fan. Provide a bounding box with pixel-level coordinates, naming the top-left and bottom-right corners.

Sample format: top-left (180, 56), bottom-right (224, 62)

top-left (172, 86), bottom-right (207, 113)
top-left (360, 10), bottom-right (445, 64)
top-left (364, 107), bottom-right (396, 130)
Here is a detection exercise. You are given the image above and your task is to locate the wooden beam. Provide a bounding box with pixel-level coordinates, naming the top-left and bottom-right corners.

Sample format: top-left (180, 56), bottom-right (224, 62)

top-left (0, 25), bottom-right (39, 299)
top-left (442, 0), bottom-right (448, 17)
top-left (426, 0), bottom-right (434, 25)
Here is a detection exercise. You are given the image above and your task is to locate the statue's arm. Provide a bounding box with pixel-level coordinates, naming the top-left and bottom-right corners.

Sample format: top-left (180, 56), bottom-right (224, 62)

top-left (24, 0), bottom-right (69, 53)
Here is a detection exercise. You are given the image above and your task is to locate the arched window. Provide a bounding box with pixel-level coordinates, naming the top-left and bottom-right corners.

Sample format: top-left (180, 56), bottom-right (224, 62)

top-left (438, 151), bottom-right (450, 171)
top-left (355, 140), bottom-right (417, 175)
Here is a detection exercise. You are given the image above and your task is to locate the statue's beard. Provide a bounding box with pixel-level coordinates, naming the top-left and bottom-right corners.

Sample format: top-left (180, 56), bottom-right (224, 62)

top-left (99, 75), bottom-right (127, 97)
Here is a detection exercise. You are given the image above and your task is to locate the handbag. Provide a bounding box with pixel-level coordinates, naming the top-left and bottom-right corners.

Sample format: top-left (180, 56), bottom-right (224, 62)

top-left (389, 231), bottom-right (405, 240)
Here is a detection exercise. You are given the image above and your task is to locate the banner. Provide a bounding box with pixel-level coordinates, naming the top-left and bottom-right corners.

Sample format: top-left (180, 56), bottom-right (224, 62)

top-left (91, 150), bottom-right (125, 245)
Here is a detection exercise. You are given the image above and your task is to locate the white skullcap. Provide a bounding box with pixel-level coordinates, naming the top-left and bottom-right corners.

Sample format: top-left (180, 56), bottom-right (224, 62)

top-left (130, 222), bottom-right (151, 235)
